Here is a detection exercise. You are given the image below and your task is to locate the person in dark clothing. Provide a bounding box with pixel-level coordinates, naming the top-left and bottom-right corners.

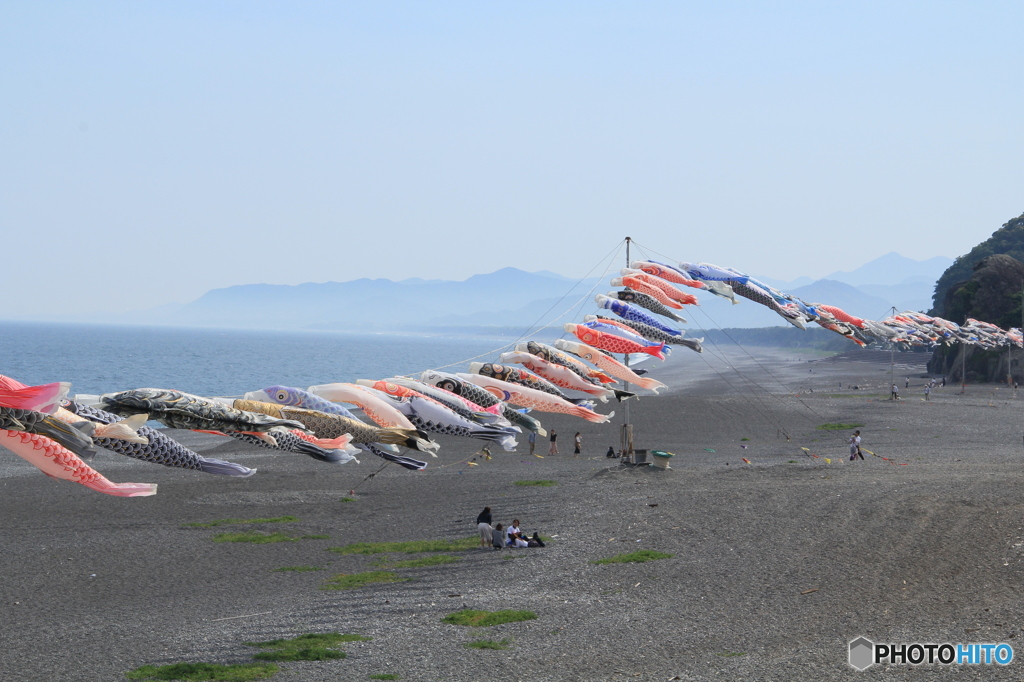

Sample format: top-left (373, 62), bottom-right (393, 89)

top-left (476, 507), bottom-right (493, 548)
top-left (549, 430), bottom-right (558, 455)
top-left (491, 523), bottom-right (504, 550)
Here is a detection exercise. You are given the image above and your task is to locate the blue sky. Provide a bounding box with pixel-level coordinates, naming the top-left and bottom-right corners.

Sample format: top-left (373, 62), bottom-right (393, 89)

top-left (2, 2), bottom-right (1023, 317)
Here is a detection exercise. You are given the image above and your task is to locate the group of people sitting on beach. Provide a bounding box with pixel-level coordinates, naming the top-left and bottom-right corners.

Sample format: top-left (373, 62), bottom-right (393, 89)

top-left (476, 507), bottom-right (546, 549)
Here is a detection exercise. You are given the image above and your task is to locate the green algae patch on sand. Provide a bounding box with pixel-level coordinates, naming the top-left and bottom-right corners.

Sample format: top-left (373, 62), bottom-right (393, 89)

top-left (125, 662), bottom-right (279, 681)
top-left (245, 633), bottom-right (370, 662)
top-left (816, 422), bottom-right (864, 431)
top-left (591, 550), bottom-right (674, 565)
top-left (369, 675), bottom-right (400, 680)
top-left (465, 638), bottom-right (511, 649)
top-left (328, 537), bottom-right (477, 555)
top-left (373, 555), bottom-right (461, 569)
top-left (272, 566), bottom-right (323, 572)
top-left (322, 571), bottom-right (406, 590)
top-left (514, 480), bottom-right (557, 487)
top-left (442, 610), bottom-right (537, 627)
top-left (184, 516), bottom-right (298, 528)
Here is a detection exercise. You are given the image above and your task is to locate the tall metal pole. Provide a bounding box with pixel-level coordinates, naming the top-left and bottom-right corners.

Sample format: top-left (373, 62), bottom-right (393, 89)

top-left (960, 342), bottom-right (966, 395)
top-left (622, 237), bottom-right (633, 460)
top-left (889, 307), bottom-right (896, 400)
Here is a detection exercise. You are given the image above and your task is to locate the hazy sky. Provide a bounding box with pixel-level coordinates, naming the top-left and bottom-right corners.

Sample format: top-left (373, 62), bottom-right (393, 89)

top-left (3, 1), bottom-right (1023, 318)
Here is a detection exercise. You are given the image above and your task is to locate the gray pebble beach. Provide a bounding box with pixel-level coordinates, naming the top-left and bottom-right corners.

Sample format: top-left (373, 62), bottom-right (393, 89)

top-left (3, 349), bottom-right (1023, 680)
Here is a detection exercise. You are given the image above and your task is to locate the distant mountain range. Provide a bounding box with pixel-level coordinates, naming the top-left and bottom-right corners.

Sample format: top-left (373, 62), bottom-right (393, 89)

top-left (149, 268), bottom-right (603, 332)
top-left (49, 252), bottom-right (953, 333)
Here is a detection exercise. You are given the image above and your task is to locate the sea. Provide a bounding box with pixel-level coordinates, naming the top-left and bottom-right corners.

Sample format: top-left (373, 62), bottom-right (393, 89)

top-left (0, 321), bottom-right (506, 397)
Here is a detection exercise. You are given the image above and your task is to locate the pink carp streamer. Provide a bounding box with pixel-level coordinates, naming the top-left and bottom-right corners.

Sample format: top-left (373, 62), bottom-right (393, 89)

top-left (611, 275), bottom-right (684, 309)
top-left (622, 269), bottom-right (700, 306)
top-left (1, 429), bottom-right (157, 497)
top-left (458, 373), bottom-right (613, 424)
top-left (554, 339), bottom-right (667, 394)
top-left (0, 376), bottom-right (71, 414)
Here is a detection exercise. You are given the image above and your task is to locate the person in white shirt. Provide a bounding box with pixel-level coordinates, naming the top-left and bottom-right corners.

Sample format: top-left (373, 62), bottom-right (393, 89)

top-left (848, 430), bottom-right (863, 461)
top-left (506, 519), bottom-right (529, 548)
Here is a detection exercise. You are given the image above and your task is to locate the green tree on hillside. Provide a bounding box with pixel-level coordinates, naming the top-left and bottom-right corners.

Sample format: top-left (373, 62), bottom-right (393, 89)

top-left (932, 212), bottom-right (1024, 315)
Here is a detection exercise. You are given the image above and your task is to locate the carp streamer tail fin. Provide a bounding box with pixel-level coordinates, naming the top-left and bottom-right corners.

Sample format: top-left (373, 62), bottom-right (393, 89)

top-left (197, 458), bottom-right (257, 477)
top-left (82, 478), bottom-right (158, 497)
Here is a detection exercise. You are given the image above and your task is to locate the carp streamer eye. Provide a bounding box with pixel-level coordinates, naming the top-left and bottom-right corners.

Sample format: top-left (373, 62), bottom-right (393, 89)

top-left (276, 391), bottom-right (288, 402)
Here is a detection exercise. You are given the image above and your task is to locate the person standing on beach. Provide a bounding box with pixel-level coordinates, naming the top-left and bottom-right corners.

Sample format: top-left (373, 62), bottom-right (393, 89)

top-left (891, 384), bottom-right (899, 401)
top-left (924, 384), bottom-right (931, 401)
top-left (528, 431), bottom-right (536, 456)
top-left (573, 432), bottom-right (582, 458)
top-left (549, 430), bottom-right (558, 455)
top-left (848, 430), bottom-right (863, 460)
top-left (905, 378), bottom-right (909, 389)
top-left (476, 507), bottom-right (493, 548)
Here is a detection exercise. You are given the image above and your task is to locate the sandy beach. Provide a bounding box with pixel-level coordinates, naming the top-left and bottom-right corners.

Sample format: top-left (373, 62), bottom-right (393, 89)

top-left (3, 347), bottom-right (1024, 681)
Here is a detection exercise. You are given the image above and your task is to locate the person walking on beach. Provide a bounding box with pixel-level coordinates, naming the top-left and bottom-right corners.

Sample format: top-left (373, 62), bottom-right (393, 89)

top-left (476, 507), bottom-right (493, 548)
top-left (891, 384), bottom-right (899, 401)
top-left (528, 431), bottom-right (536, 456)
top-left (573, 432), bottom-right (582, 458)
top-left (905, 377), bottom-right (909, 389)
top-left (549, 430), bottom-right (558, 455)
top-left (848, 430), bottom-right (863, 461)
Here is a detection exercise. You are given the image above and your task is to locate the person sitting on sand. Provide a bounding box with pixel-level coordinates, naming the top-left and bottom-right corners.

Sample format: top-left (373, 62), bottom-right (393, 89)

top-left (491, 523), bottom-right (505, 550)
top-left (506, 519), bottom-right (529, 548)
top-left (476, 506), bottom-right (493, 548)
top-left (606, 445), bottom-right (616, 458)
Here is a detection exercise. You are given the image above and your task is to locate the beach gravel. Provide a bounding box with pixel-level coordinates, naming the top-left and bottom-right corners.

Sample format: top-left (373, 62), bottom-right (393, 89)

top-left (2, 349), bottom-right (1024, 680)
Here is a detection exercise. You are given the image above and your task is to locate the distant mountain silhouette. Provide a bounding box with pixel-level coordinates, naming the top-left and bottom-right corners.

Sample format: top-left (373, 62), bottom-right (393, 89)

top-left (822, 251), bottom-right (953, 288)
top-left (167, 268), bottom-right (601, 331)
top-left (789, 280), bottom-right (893, 318)
top-left (83, 253), bottom-right (950, 333)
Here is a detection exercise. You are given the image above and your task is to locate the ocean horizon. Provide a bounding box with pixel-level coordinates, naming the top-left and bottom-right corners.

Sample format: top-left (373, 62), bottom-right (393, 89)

top-left (0, 320), bottom-right (508, 398)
